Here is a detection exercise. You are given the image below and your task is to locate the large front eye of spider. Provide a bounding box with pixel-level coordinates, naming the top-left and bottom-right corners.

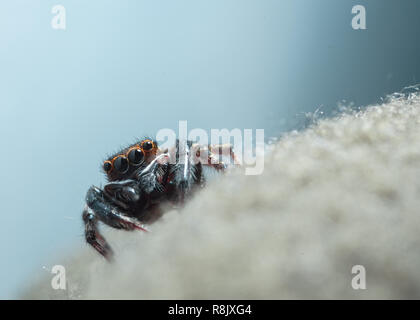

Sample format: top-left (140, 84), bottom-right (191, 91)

top-left (127, 147), bottom-right (144, 165)
top-left (141, 140), bottom-right (154, 152)
top-left (113, 156), bottom-right (129, 173)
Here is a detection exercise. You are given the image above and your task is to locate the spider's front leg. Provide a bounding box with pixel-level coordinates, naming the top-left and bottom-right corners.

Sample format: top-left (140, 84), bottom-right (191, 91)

top-left (82, 205), bottom-right (114, 260)
top-left (82, 183), bottom-right (148, 260)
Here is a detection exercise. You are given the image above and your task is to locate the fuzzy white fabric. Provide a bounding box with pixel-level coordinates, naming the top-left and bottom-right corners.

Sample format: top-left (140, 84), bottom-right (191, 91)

top-left (24, 93), bottom-right (420, 299)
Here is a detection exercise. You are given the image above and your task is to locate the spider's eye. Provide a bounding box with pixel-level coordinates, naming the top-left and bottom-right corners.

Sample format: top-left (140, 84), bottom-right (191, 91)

top-left (113, 156), bottom-right (129, 173)
top-left (128, 148), bottom-right (144, 165)
top-left (103, 161), bottom-right (112, 173)
top-left (142, 140), bottom-right (154, 151)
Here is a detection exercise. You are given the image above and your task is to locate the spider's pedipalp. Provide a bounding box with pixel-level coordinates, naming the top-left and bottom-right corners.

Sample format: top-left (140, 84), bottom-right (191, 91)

top-left (103, 180), bottom-right (142, 209)
top-left (86, 185), bottom-right (147, 230)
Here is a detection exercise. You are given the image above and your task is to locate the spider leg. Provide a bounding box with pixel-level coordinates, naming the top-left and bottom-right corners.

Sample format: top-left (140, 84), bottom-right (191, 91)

top-left (83, 185), bottom-right (149, 260)
top-left (82, 205), bottom-right (114, 260)
top-left (192, 143), bottom-right (238, 171)
top-left (209, 143), bottom-right (239, 169)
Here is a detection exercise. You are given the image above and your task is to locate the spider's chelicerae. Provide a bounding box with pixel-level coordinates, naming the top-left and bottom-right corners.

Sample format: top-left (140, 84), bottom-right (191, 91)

top-left (82, 138), bottom-right (236, 260)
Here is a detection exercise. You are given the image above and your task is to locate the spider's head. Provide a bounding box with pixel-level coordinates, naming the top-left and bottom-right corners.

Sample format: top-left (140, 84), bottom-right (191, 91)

top-left (103, 139), bottom-right (158, 181)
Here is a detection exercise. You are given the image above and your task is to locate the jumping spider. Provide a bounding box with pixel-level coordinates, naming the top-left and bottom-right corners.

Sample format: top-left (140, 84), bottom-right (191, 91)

top-left (82, 138), bottom-right (236, 260)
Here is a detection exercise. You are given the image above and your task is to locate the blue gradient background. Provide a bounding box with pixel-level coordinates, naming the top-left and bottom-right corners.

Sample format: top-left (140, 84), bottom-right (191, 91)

top-left (0, 0), bottom-right (419, 298)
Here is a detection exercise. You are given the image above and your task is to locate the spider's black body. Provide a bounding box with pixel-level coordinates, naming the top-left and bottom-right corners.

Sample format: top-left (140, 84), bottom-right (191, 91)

top-left (82, 138), bottom-right (234, 260)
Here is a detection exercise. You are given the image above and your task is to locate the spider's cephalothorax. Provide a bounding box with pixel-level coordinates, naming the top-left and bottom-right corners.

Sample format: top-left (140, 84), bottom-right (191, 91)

top-left (82, 138), bottom-right (236, 260)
